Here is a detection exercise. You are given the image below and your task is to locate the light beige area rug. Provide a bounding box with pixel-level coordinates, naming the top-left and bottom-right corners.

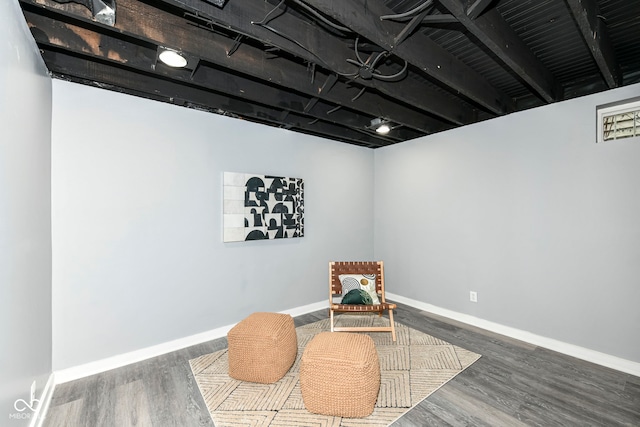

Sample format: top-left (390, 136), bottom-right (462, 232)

top-left (189, 315), bottom-right (481, 427)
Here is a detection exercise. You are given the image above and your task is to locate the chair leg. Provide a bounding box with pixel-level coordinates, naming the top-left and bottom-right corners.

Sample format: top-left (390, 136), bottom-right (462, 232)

top-left (388, 308), bottom-right (396, 342)
top-left (330, 309), bottom-right (335, 332)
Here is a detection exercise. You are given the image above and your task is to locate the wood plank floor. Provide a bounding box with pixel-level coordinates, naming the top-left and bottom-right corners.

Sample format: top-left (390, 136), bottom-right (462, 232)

top-left (44, 303), bottom-right (640, 426)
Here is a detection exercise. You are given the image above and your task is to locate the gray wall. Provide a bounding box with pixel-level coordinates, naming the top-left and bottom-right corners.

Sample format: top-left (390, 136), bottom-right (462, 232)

top-left (51, 81), bottom-right (375, 370)
top-left (0, 0), bottom-right (53, 423)
top-left (375, 83), bottom-right (640, 362)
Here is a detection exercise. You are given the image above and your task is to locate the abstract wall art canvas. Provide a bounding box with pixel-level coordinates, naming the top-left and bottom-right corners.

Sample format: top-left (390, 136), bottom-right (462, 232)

top-left (223, 172), bottom-right (304, 242)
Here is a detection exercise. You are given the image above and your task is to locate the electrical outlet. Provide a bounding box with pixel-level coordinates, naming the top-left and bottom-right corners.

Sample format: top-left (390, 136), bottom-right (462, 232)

top-left (469, 291), bottom-right (478, 303)
top-left (30, 381), bottom-right (36, 404)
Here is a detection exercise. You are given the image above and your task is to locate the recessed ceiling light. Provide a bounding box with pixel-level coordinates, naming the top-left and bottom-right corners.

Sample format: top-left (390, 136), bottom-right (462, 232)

top-left (159, 49), bottom-right (187, 68)
top-left (371, 118), bottom-right (391, 134)
top-left (375, 123), bottom-right (391, 134)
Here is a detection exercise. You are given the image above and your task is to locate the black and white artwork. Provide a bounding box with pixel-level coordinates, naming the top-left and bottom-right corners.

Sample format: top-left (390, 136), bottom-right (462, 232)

top-left (223, 172), bottom-right (304, 242)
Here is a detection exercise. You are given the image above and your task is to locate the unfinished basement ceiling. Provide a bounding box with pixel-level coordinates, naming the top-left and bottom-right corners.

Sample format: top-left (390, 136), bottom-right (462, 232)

top-left (18, 0), bottom-right (640, 148)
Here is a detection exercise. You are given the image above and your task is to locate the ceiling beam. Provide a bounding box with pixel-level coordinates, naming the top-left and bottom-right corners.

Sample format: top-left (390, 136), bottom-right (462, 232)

top-left (21, 0), bottom-right (447, 136)
top-left (565, 0), bottom-right (621, 88)
top-left (150, 0), bottom-right (478, 125)
top-left (393, 7), bottom-right (432, 46)
top-left (42, 53), bottom-right (391, 147)
top-left (438, 0), bottom-right (560, 103)
top-left (96, 0), bottom-right (452, 133)
top-left (302, 0), bottom-right (514, 114)
top-left (466, 0), bottom-right (493, 20)
top-left (22, 3), bottom-right (422, 142)
top-left (32, 39), bottom-right (398, 147)
top-left (420, 14), bottom-right (459, 25)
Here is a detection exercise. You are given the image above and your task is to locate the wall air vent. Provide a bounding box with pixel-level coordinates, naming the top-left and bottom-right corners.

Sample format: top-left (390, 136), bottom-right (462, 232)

top-left (597, 97), bottom-right (640, 143)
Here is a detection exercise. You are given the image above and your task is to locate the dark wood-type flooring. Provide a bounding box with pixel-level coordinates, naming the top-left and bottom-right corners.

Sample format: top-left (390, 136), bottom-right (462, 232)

top-left (44, 303), bottom-right (640, 426)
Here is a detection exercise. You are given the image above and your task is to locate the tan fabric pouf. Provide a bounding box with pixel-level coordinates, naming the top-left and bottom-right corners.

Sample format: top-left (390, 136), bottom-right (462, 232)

top-left (227, 312), bottom-right (297, 383)
top-left (300, 332), bottom-right (380, 417)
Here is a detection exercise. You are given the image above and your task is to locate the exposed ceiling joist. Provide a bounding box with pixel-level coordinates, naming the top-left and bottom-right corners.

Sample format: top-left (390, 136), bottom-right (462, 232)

top-left (43, 49), bottom-right (397, 147)
top-left (302, 0), bottom-right (515, 115)
top-left (420, 14), bottom-right (459, 25)
top-left (393, 5), bottom-right (433, 46)
top-left (155, 0), bottom-right (479, 125)
top-left (21, 1), bottom-right (423, 145)
top-left (26, 9), bottom-right (418, 139)
top-left (466, 0), bottom-right (494, 20)
top-left (16, 0), bottom-right (640, 148)
top-left (104, 0), bottom-right (449, 134)
top-left (437, 0), bottom-right (560, 103)
top-left (565, 0), bottom-right (621, 88)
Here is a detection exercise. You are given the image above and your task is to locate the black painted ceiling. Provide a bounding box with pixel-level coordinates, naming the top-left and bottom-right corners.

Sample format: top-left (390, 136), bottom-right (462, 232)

top-left (19, 0), bottom-right (640, 148)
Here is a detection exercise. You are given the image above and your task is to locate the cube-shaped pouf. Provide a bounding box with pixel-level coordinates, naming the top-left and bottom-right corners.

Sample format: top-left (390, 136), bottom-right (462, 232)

top-left (227, 312), bottom-right (297, 383)
top-left (300, 332), bottom-right (380, 417)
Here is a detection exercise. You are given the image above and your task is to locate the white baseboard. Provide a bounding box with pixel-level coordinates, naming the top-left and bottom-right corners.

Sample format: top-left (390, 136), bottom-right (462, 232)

top-left (30, 373), bottom-right (55, 427)
top-left (54, 300), bottom-right (328, 384)
top-left (387, 292), bottom-right (640, 377)
top-left (280, 300), bottom-right (327, 317)
top-left (51, 296), bottom-right (640, 383)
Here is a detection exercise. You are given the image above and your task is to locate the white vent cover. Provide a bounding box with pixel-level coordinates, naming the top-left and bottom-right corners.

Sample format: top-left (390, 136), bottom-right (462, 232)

top-left (597, 97), bottom-right (640, 143)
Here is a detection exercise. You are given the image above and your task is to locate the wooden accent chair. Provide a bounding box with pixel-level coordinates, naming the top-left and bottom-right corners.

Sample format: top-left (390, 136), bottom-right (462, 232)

top-left (329, 261), bottom-right (397, 341)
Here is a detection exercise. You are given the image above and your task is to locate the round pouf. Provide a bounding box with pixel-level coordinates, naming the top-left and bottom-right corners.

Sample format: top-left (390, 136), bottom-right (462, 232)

top-left (227, 312), bottom-right (297, 383)
top-left (300, 332), bottom-right (380, 417)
